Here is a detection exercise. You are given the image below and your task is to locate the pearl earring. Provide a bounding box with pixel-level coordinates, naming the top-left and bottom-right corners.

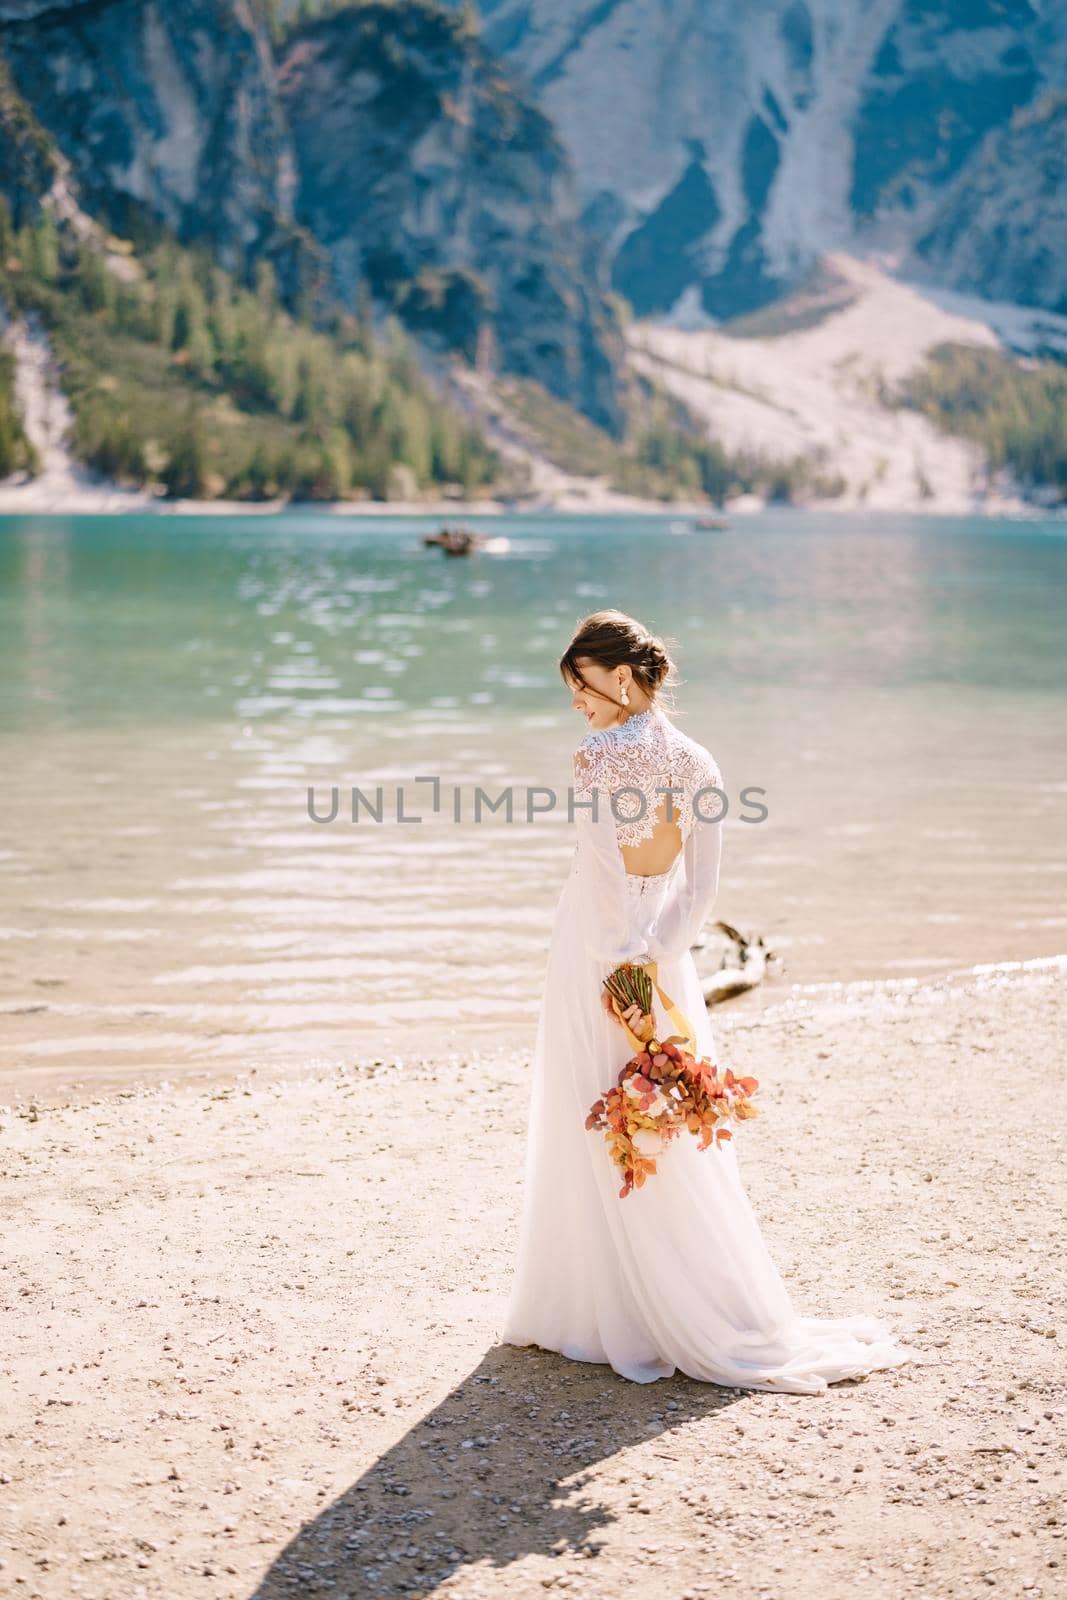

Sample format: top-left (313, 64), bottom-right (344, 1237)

top-left (620, 685), bottom-right (629, 705)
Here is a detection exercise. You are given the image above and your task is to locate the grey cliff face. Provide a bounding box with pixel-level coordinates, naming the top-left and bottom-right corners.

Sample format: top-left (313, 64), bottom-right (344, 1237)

top-left (0, 0), bottom-right (302, 278)
top-left (0, 3), bottom-right (71, 18)
top-left (277, 3), bottom-right (624, 430)
top-left (0, 55), bottom-right (56, 225)
top-left (471, 0), bottom-right (1067, 319)
top-left (0, 0), bottom-right (624, 425)
top-left (1, 0), bottom-right (1062, 430)
top-left (910, 85), bottom-right (1067, 316)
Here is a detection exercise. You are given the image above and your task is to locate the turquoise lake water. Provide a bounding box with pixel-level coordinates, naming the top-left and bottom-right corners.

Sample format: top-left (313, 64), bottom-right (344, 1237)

top-left (1, 508), bottom-right (1065, 1089)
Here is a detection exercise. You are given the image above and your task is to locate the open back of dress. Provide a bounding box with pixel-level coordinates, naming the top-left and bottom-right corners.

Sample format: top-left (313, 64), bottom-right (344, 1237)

top-left (568, 705), bottom-right (726, 976)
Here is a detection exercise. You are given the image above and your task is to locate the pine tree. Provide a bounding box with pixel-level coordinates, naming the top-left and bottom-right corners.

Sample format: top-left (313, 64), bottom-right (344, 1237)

top-left (163, 408), bottom-right (208, 498)
top-left (29, 213), bottom-right (59, 281)
top-left (77, 248), bottom-right (114, 314)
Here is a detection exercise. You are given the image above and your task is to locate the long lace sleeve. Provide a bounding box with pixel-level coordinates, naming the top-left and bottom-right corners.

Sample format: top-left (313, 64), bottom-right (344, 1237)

top-left (571, 744), bottom-right (653, 972)
top-left (644, 762), bottom-right (725, 964)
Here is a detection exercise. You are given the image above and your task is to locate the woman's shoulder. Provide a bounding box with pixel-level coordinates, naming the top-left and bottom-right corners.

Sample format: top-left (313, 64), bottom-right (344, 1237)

top-left (664, 717), bottom-right (723, 785)
top-left (574, 723), bottom-right (616, 756)
top-left (572, 708), bottom-right (720, 781)
top-left (572, 724), bottom-right (613, 783)
top-left (571, 716), bottom-right (637, 789)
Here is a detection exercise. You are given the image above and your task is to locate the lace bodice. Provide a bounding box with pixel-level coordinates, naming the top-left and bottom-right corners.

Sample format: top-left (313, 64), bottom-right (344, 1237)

top-left (568, 705), bottom-right (726, 972)
top-left (572, 705), bottom-right (723, 847)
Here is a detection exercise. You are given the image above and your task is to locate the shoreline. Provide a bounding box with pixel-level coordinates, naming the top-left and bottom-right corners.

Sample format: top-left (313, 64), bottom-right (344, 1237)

top-left (4, 950), bottom-right (1064, 1108)
top-left (0, 492), bottom-right (1062, 520)
top-left (3, 953), bottom-right (1063, 1599)
top-left (0, 481), bottom-right (1061, 524)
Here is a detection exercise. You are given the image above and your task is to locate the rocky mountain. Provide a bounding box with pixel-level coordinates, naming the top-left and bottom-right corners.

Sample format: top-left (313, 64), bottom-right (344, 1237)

top-left (469, 0), bottom-right (1067, 321)
top-left (0, 0), bottom-right (625, 428)
top-left (0, 0), bottom-right (315, 294)
top-left (911, 85), bottom-right (1067, 313)
top-left (276, 3), bottom-right (623, 428)
top-left (1, 0), bottom-right (1065, 500)
top-left (0, 56), bottom-right (55, 227)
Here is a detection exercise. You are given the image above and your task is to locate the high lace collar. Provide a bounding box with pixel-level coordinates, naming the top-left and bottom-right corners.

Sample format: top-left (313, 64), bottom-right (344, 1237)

top-left (613, 705), bottom-right (664, 735)
top-left (580, 703), bottom-right (666, 744)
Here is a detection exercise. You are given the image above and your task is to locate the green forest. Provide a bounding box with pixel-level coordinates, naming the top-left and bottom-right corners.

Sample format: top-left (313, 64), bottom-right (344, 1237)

top-left (3, 201), bottom-right (1066, 507)
top-left (0, 339), bottom-right (36, 478)
top-left (0, 201), bottom-right (849, 507)
top-left (0, 201), bottom-right (498, 501)
top-left (895, 343), bottom-right (1067, 502)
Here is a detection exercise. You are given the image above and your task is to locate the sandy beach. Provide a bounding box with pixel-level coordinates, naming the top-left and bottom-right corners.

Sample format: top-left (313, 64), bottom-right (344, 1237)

top-left (3, 957), bottom-right (1064, 1600)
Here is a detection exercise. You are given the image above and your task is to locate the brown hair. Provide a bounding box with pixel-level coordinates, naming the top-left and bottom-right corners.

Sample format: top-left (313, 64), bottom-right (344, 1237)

top-left (559, 610), bottom-right (680, 714)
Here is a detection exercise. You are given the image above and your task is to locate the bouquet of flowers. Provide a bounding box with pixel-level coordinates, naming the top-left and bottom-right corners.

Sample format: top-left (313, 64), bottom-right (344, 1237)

top-left (586, 962), bottom-right (760, 1198)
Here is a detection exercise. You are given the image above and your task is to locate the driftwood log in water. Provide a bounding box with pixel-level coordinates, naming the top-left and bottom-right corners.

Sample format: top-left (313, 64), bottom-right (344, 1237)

top-left (697, 919), bottom-right (778, 1005)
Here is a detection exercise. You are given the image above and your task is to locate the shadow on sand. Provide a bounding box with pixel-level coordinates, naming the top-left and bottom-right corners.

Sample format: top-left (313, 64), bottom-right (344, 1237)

top-left (251, 1342), bottom-right (745, 1597)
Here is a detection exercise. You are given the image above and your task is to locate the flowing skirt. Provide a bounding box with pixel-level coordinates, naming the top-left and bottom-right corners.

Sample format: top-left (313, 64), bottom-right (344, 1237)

top-left (501, 864), bottom-right (912, 1391)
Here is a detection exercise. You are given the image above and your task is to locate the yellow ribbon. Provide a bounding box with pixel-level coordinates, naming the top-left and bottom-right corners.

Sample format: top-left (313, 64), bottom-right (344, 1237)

top-left (607, 960), bottom-right (697, 1058)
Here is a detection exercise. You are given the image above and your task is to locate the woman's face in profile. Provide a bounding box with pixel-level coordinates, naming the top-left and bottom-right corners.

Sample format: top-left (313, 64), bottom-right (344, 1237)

top-left (564, 657), bottom-right (628, 731)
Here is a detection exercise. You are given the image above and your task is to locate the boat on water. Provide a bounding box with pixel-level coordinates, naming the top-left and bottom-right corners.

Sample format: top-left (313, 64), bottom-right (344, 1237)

top-left (422, 526), bottom-right (484, 556)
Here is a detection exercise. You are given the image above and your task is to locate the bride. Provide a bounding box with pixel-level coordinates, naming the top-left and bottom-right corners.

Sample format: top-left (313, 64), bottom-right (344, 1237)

top-left (501, 609), bottom-right (911, 1391)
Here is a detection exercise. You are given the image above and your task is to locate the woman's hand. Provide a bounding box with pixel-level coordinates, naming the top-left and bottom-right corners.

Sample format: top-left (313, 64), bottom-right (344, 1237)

top-left (601, 988), bottom-right (656, 1043)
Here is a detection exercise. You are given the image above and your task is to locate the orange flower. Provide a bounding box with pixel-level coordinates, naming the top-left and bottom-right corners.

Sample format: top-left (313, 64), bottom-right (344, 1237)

top-left (587, 1039), bottom-right (761, 1196)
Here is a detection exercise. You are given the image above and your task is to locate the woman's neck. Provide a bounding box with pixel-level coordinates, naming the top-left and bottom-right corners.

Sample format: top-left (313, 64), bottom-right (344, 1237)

top-left (618, 701), bottom-right (658, 726)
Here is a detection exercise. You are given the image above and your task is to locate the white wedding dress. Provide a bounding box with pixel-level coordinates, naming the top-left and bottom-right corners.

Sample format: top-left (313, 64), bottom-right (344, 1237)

top-left (502, 704), bottom-right (911, 1391)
